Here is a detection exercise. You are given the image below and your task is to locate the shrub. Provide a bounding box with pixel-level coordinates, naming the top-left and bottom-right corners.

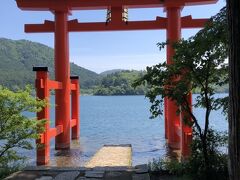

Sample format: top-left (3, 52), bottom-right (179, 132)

top-left (0, 86), bottom-right (45, 178)
top-left (148, 129), bottom-right (228, 180)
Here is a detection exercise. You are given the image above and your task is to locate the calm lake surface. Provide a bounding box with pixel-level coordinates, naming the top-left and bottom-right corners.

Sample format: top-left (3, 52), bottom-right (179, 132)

top-left (24, 94), bottom-right (228, 166)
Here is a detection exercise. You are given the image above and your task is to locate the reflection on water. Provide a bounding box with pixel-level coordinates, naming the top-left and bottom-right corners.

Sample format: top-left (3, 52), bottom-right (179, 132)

top-left (49, 140), bottom-right (84, 167)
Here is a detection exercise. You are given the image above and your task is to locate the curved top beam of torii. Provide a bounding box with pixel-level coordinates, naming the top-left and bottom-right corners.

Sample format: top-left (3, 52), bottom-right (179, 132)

top-left (17, 0), bottom-right (218, 11)
top-left (16, 0), bottom-right (218, 33)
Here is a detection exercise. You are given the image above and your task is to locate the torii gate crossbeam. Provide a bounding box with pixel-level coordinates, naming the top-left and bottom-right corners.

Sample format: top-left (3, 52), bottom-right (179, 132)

top-left (16, 0), bottom-right (218, 165)
top-left (25, 16), bottom-right (207, 33)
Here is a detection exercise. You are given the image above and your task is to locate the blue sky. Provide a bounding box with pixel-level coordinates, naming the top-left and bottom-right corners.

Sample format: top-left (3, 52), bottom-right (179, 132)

top-left (0, 0), bottom-right (225, 73)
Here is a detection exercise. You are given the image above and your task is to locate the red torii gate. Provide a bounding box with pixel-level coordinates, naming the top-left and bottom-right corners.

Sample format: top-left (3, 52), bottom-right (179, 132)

top-left (16, 0), bottom-right (217, 165)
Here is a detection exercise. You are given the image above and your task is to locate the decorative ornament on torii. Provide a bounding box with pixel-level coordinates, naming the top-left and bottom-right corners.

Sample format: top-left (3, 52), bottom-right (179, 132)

top-left (16, 0), bottom-right (217, 165)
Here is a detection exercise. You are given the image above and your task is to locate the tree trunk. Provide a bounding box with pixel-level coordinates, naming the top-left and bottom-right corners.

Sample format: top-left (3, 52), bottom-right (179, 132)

top-left (227, 0), bottom-right (240, 179)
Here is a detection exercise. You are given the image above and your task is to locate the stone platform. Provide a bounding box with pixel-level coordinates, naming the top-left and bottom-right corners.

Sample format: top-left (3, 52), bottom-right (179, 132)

top-left (5, 144), bottom-right (150, 180)
top-left (5, 165), bottom-right (150, 180)
top-left (85, 144), bottom-right (132, 168)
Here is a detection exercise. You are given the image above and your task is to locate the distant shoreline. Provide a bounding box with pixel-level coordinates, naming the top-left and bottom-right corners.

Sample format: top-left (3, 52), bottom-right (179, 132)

top-left (80, 92), bottom-right (229, 96)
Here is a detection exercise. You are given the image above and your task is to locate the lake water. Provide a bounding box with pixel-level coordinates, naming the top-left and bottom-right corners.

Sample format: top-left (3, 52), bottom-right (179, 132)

top-left (24, 94), bottom-right (228, 166)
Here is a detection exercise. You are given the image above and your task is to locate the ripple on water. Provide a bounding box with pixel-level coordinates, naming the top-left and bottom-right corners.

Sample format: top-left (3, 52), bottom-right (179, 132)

top-left (21, 95), bottom-right (227, 167)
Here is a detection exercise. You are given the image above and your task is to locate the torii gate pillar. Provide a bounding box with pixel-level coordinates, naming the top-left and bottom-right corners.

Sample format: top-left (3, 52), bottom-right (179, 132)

top-left (166, 6), bottom-right (182, 149)
top-left (54, 11), bottom-right (71, 150)
top-left (165, 6), bottom-right (193, 151)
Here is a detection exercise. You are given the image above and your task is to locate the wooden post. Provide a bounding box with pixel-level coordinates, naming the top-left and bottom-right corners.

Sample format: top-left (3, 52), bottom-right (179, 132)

top-left (71, 76), bottom-right (80, 140)
top-left (33, 66), bottom-right (50, 165)
top-left (166, 6), bottom-right (182, 149)
top-left (55, 11), bottom-right (71, 150)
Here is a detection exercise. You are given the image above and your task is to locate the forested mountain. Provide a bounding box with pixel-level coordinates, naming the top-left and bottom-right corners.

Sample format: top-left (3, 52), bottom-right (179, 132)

top-left (0, 38), bottom-right (145, 95)
top-left (0, 38), bottom-right (100, 89)
top-left (0, 38), bottom-right (227, 95)
top-left (94, 70), bottom-right (147, 95)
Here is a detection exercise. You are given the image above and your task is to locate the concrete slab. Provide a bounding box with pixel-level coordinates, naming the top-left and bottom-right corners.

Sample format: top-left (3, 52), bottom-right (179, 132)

top-left (35, 176), bottom-right (53, 180)
top-left (5, 167), bottom-right (152, 180)
top-left (92, 166), bottom-right (132, 172)
top-left (54, 171), bottom-right (80, 180)
top-left (104, 171), bottom-right (132, 180)
top-left (5, 171), bottom-right (41, 180)
top-left (84, 145), bottom-right (132, 168)
top-left (135, 164), bottom-right (149, 174)
top-left (85, 170), bottom-right (105, 178)
top-left (76, 178), bottom-right (100, 180)
top-left (76, 177), bottom-right (87, 180)
top-left (132, 173), bottom-right (150, 180)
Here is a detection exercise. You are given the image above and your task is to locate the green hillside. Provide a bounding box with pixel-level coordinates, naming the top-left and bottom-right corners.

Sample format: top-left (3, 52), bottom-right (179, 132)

top-left (0, 38), bottom-right (227, 95)
top-left (100, 69), bottom-right (125, 76)
top-left (94, 70), bottom-right (147, 95)
top-left (0, 38), bottom-right (100, 90)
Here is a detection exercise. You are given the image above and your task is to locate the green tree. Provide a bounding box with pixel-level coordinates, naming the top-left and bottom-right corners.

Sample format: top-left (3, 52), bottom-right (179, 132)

top-left (94, 70), bottom-right (147, 96)
top-left (0, 86), bottom-right (45, 178)
top-left (134, 7), bottom-right (228, 179)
